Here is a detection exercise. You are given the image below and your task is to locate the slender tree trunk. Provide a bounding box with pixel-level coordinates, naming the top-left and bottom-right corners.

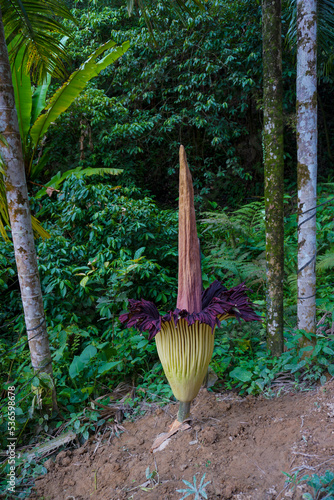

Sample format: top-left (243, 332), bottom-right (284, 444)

top-left (0, 10), bottom-right (56, 408)
top-left (296, 0), bottom-right (317, 342)
top-left (262, 0), bottom-right (284, 356)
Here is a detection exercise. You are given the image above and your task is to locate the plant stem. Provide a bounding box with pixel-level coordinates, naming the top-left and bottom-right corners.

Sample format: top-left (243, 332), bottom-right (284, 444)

top-left (177, 401), bottom-right (191, 422)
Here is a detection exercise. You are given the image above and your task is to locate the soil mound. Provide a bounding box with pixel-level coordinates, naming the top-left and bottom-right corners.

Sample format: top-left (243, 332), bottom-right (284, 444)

top-left (31, 381), bottom-right (334, 500)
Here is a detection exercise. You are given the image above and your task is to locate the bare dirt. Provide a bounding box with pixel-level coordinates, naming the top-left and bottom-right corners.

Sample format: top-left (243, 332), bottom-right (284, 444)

top-left (30, 381), bottom-right (334, 500)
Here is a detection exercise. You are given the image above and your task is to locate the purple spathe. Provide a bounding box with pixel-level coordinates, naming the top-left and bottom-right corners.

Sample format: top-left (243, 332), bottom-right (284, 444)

top-left (119, 280), bottom-right (261, 341)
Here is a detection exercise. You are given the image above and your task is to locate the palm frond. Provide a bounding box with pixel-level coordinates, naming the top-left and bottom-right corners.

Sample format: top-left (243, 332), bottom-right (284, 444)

top-left (31, 214), bottom-right (50, 239)
top-left (30, 39), bottom-right (130, 147)
top-left (284, 0), bottom-right (334, 74)
top-left (2, 0), bottom-right (75, 81)
top-left (0, 176), bottom-right (10, 241)
top-left (0, 174), bottom-right (50, 240)
top-left (34, 166), bottom-right (123, 200)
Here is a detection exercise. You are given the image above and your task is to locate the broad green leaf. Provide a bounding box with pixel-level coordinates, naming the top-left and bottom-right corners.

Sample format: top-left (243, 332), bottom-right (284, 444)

top-left (79, 345), bottom-right (97, 364)
top-left (291, 360), bottom-right (307, 373)
top-left (69, 356), bottom-right (85, 378)
top-left (230, 367), bottom-right (253, 382)
top-left (98, 361), bottom-right (120, 376)
top-left (31, 73), bottom-right (52, 125)
top-left (9, 39), bottom-right (32, 145)
top-left (30, 39), bottom-right (130, 146)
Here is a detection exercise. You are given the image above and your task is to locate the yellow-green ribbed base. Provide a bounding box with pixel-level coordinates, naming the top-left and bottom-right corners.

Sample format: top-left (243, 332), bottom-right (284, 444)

top-left (155, 319), bottom-right (215, 403)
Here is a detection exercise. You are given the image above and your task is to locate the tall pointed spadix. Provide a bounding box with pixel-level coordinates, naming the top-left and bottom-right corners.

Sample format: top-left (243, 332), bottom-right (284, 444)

top-left (177, 145), bottom-right (202, 313)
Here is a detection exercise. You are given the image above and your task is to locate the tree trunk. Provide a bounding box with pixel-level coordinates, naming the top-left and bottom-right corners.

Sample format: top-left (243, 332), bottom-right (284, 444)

top-left (262, 0), bottom-right (284, 356)
top-left (296, 0), bottom-right (317, 343)
top-left (0, 9), bottom-right (56, 408)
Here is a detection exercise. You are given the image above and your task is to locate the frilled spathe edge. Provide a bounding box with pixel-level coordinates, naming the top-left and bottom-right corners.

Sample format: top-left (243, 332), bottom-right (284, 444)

top-left (119, 281), bottom-right (261, 341)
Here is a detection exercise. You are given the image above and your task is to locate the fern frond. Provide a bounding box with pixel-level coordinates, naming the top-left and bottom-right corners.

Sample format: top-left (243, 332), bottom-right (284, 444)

top-left (287, 273), bottom-right (297, 295)
top-left (211, 258), bottom-right (240, 278)
top-left (232, 200), bottom-right (265, 236)
top-left (316, 250), bottom-right (334, 271)
top-left (239, 261), bottom-right (266, 282)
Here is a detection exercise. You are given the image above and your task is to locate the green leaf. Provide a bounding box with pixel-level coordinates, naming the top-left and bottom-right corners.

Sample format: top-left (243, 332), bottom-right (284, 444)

top-left (318, 357), bottom-right (329, 366)
top-left (291, 360), bottom-right (307, 373)
top-left (30, 148), bottom-right (51, 181)
top-left (300, 346), bottom-right (314, 353)
top-left (37, 372), bottom-right (54, 390)
top-left (134, 247), bottom-right (146, 260)
top-left (80, 276), bottom-right (89, 288)
top-left (137, 339), bottom-right (148, 349)
top-left (97, 361), bottom-right (120, 376)
top-left (9, 39), bottom-right (32, 146)
top-left (323, 346), bottom-right (334, 355)
top-left (301, 494), bottom-right (313, 500)
top-left (30, 39), bottom-right (130, 146)
top-left (79, 344), bottom-right (97, 364)
top-left (31, 73), bottom-right (52, 125)
top-left (230, 367), bottom-right (253, 382)
top-left (328, 364), bottom-right (334, 376)
top-left (69, 356), bottom-right (85, 378)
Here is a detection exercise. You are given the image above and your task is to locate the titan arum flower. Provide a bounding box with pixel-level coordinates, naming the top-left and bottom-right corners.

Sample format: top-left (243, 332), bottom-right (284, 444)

top-left (120, 146), bottom-right (260, 424)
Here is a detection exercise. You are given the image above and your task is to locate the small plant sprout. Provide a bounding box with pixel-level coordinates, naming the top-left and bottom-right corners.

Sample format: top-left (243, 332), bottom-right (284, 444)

top-left (120, 146), bottom-right (260, 426)
top-left (177, 473), bottom-right (211, 500)
top-left (301, 470), bottom-right (334, 500)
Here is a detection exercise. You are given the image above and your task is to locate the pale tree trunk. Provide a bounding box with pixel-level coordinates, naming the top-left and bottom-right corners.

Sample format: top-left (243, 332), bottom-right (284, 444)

top-left (0, 10), bottom-right (56, 408)
top-left (296, 0), bottom-right (317, 342)
top-left (262, 0), bottom-right (284, 356)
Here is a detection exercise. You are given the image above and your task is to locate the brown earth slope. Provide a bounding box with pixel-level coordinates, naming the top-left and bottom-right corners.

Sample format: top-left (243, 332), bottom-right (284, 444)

top-left (31, 381), bottom-right (334, 500)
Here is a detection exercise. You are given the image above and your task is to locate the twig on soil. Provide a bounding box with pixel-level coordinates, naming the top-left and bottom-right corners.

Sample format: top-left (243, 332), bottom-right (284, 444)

top-left (291, 452), bottom-right (320, 458)
top-left (245, 454), bottom-right (266, 475)
top-left (207, 417), bottom-right (221, 422)
top-left (312, 456), bottom-right (334, 468)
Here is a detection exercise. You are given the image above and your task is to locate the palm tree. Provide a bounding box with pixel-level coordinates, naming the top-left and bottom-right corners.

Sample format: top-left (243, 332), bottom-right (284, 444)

top-left (0, 0), bottom-right (74, 408)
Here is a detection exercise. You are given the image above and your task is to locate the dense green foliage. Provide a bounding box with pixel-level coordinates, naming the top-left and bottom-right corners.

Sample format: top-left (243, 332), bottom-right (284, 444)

top-left (36, 0), bottom-right (333, 208)
top-left (44, 1), bottom-right (265, 206)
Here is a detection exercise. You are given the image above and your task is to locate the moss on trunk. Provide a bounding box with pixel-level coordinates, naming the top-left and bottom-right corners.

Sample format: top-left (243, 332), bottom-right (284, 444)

top-left (262, 0), bottom-right (284, 356)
